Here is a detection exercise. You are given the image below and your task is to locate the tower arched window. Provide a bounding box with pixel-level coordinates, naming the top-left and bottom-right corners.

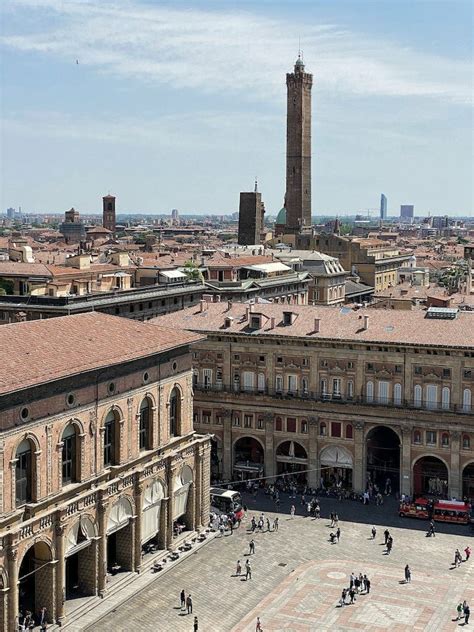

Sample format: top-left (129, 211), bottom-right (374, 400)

top-left (170, 388), bottom-right (181, 438)
top-left (62, 424), bottom-right (78, 485)
top-left (16, 438), bottom-right (33, 507)
top-left (139, 398), bottom-right (152, 451)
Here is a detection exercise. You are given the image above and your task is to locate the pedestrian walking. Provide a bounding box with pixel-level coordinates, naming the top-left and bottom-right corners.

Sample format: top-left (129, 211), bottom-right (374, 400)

top-left (349, 588), bottom-right (356, 604)
top-left (456, 602), bottom-right (464, 621)
top-left (266, 518), bottom-right (271, 532)
top-left (365, 577), bottom-right (371, 594)
top-left (330, 512), bottom-right (335, 527)
top-left (339, 588), bottom-right (347, 606)
top-left (387, 536), bottom-right (393, 554)
top-left (180, 589), bottom-right (186, 611)
top-left (349, 572), bottom-right (355, 589)
top-left (193, 615), bottom-right (199, 632)
top-left (428, 520), bottom-right (435, 537)
top-left (186, 594), bottom-right (193, 614)
top-left (315, 504), bottom-right (321, 519)
top-left (256, 616), bottom-right (262, 631)
top-left (249, 539), bottom-right (255, 555)
top-left (371, 526), bottom-right (377, 539)
top-left (384, 529), bottom-right (390, 545)
top-left (229, 520), bottom-right (234, 535)
top-left (274, 517), bottom-right (279, 532)
top-left (465, 546), bottom-right (471, 561)
top-left (404, 565), bottom-right (411, 583)
top-left (290, 504), bottom-right (295, 518)
top-left (454, 549), bottom-right (462, 567)
top-left (334, 513), bottom-right (339, 527)
top-left (236, 560), bottom-right (242, 576)
top-left (245, 560), bottom-right (252, 580)
top-left (464, 602), bottom-right (470, 624)
top-left (251, 517), bottom-right (256, 532)
top-left (336, 527), bottom-right (341, 542)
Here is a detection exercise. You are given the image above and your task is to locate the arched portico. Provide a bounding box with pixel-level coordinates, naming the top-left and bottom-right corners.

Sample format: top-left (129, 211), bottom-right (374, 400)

top-left (366, 425), bottom-right (401, 493)
top-left (233, 436), bottom-right (265, 480)
top-left (65, 516), bottom-right (98, 602)
top-left (320, 445), bottom-right (353, 489)
top-left (462, 461), bottom-right (474, 502)
top-left (413, 455), bottom-right (449, 498)
top-left (276, 440), bottom-right (308, 485)
top-left (18, 540), bottom-right (55, 625)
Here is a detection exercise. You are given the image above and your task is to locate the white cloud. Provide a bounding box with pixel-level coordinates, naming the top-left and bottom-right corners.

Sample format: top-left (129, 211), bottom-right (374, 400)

top-left (1, 0), bottom-right (472, 105)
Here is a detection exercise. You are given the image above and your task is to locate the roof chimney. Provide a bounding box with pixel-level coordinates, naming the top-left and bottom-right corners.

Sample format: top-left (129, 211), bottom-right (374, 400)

top-left (226, 300), bottom-right (232, 312)
top-left (363, 315), bottom-right (369, 330)
top-left (314, 318), bottom-right (320, 333)
top-left (199, 299), bottom-right (206, 313)
top-left (270, 317), bottom-right (275, 330)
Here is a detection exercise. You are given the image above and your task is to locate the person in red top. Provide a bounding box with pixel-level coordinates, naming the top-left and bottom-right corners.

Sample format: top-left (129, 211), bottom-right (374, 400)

top-left (465, 546), bottom-right (471, 561)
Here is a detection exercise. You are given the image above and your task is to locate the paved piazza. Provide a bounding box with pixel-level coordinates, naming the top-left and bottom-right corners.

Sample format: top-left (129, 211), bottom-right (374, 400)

top-left (89, 495), bottom-right (473, 632)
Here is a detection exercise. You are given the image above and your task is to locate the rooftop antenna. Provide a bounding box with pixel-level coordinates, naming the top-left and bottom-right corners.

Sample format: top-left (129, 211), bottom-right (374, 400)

top-left (254, 177), bottom-right (258, 193)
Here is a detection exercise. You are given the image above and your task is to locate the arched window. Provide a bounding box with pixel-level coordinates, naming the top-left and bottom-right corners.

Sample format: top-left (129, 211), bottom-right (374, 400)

top-left (441, 432), bottom-right (449, 447)
top-left (16, 438), bottom-right (33, 506)
top-left (393, 383), bottom-right (402, 406)
top-left (463, 434), bottom-right (471, 450)
top-left (413, 430), bottom-right (421, 445)
top-left (104, 410), bottom-right (118, 467)
top-left (62, 424), bottom-right (77, 485)
top-left (319, 421), bottom-right (327, 436)
top-left (441, 387), bottom-right (450, 410)
top-left (346, 424), bottom-right (353, 439)
top-left (366, 381), bottom-right (374, 403)
top-left (414, 385), bottom-right (422, 408)
top-left (463, 388), bottom-right (472, 412)
top-left (139, 398), bottom-right (152, 451)
top-left (169, 387), bottom-right (181, 438)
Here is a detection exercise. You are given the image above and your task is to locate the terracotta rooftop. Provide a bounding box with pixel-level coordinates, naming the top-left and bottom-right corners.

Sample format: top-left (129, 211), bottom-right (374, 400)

top-left (155, 302), bottom-right (474, 349)
top-left (0, 261), bottom-right (52, 277)
top-left (0, 312), bottom-right (203, 395)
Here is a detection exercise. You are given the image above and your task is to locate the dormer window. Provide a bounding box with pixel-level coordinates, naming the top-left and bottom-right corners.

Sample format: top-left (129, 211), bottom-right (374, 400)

top-left (250, 315), bottom-right (261, 330)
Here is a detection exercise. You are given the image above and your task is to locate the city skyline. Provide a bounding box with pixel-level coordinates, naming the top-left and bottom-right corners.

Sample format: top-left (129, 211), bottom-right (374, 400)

top-left (1, 0), bottom-right (473, 216)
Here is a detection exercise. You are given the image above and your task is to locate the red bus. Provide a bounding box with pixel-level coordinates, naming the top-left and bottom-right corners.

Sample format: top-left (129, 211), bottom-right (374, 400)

top-left (399, 498), bottom-right (471, 525)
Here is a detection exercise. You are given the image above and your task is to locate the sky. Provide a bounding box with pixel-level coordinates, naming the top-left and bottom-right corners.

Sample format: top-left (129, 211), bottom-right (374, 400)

top-left (1, 0), bottom-right (473, 217)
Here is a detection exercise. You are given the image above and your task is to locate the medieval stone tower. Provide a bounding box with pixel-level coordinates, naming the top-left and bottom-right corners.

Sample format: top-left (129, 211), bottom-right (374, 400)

top-left (238, 181), bottom-right (265, 246)
top-left (285, 55), bottom-right (313, 232)
top-left (102, 194), bottom-right (116, 233)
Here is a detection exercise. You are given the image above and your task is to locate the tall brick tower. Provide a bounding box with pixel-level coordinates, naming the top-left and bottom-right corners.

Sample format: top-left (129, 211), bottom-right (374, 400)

top-left (102, 194), bottom-right (116, 233)
top-left (285, 54), bottom-right (313, 232)
top-left (238, 180), bottom-right (265, 246)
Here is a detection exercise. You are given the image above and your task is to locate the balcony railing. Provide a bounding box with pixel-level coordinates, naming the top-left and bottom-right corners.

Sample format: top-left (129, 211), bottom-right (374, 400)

top-left (194, 383), bottom-right (471, 414)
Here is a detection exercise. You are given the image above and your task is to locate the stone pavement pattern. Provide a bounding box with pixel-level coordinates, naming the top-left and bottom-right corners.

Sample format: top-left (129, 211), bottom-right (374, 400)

top-left (89, 503), bottom-right (473, 632)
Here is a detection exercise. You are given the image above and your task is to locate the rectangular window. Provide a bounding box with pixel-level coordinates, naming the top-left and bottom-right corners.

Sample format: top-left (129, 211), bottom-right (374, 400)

top-left (332, 378), bottom-right (341, 397)
top-left (275, 418), bottom-right (282, 431)
top-left (202, 411), bottom-right (211, 424)
top-left (244, 415), bottom-right (253, 428)
top-left (288, 375), bottom-right (297, 393)
top-left (257, 417), bottom-right (264, 430)
top-left (463, 369), bottom-right (472, 379)
top-left (216, 368), bottom-right (223, 389)
top-left (367, 363), bottom-right (374, 371)
top-left (275, 375), bottom-right (283, 392)
top-left (320, 379), bottom-right (328, 396)
top-left (425, 384), bottom-right (438, 410)
top-left (193, 411), bottom-right (199, 425)
top-left (442, 368), bottom-right (451, 378)
top-left (414, 366), bottom-right (422, 375)
top-left (104, 420), bottom-right (115, 467)
top-left (215, 414), bottom-right (223, 425)
top-left (232, 416), bottom-right (241, 427)
top-left (395, 365), bottom-right (402, 373)
top-left (331, 422), bottom-right (342, 438)
top-left (277, 356), bottom-right (283, 364)
top-left (426, 430), bottom-right (437, 445)
top-left (287, 418), bottom-right (297, 433)
top-left (347, 361), bottom-right (354, 369)
top-left (377, 381), bottom-right (389, 404)
top-left (347, 380), bottom-right (354, 399)
top-left (301, 420), bottom-right (308, 433)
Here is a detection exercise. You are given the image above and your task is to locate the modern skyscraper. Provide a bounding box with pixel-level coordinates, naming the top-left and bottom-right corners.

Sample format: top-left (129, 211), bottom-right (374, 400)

top-left (380, 194), bottom-right (387, 220)
top-left (102, 194), bottom-right (116, 232)
top-left (400, 204), bottom-right (414, 222)
top-left (238, 181), bottom-right (265, 245)
top-left (285, 55), bottom-right (313, 232)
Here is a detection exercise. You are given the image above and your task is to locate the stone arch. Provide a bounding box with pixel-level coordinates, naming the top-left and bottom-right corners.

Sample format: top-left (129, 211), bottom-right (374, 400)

top-left (142, 478), bottom-right (166, 546)
top-left (60, 417), bottom-right (85, 437)
top-left (100, 404), bottom-right (124, 427)
top-left (141, 391), bottom-right (157, 408)
top-left (11, 431), bottom-right (41, 459)
top-left (106, 495), bottom-right (134, 532)
top-left (275, 439), bottom-right (308, 459)
top-left (462, 460), bottom-right (474, 500)
top-left (65, 514), bottom-right (97, 555)
top-left (232, 434), bottom-right (265, 453)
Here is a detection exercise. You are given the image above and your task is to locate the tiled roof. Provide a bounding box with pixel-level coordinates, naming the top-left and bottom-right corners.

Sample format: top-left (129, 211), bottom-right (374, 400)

top-left (0, 262), bottom-right (52, 277)
top-left (0, 312), bottom-right (203, 395)
top-left (155, 302), bottom-right (474, 349)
